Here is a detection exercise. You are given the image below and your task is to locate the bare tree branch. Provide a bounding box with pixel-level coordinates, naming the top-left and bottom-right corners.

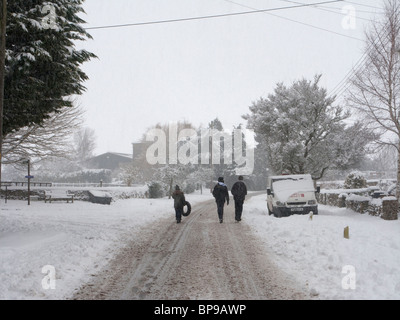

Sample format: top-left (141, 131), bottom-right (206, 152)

top-left (2, 102), bottom-right (83, 166)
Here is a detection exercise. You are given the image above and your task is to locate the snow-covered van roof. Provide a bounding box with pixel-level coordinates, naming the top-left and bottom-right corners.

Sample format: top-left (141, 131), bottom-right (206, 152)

top-left (269, 174), bottom-right (315, 202)
top-left (268, 174), bottom-right (313, 181)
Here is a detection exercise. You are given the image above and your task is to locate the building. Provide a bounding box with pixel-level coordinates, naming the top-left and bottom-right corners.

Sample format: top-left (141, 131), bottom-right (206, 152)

top-left (85, 142), bottom-right (151, 172)
top-left (85, 152), bottom-right (133, 171)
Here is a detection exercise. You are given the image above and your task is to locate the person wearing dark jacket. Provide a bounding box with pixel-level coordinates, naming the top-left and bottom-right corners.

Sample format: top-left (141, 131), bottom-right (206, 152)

top-left (231, 176), bottom-right (248, 222)
top-left (172, 185), bottom-right (186, 224)
top-left (212, 177), bottom-right (229, 223)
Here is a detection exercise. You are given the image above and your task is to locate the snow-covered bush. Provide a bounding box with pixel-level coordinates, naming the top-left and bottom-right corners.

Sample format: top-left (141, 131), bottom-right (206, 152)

top-left (344, 171), bottom-right (367, 189)
top-left (183, 182), bottom-right (196, 194)
top-left (147, 182), bottom-right (164, 199)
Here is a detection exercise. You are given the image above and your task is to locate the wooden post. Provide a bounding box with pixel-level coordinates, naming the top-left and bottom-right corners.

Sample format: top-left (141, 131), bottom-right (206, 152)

top-left (344, 226), bottom-right (349, 239)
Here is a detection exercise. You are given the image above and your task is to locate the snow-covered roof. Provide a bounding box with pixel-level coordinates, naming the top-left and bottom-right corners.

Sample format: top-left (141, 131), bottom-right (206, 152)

top-left (89, 190), bottom-right (112, 198)
top-left (86, 152), bottom-right (133, 162)
top-left (101, 152), bottom-right (132, 159)
top-left (85, 152), bottom-right (133, 170)
top-left (272, 176), bottom-right (315, 202)
top-left (269, 174), bottom-right (313, 181)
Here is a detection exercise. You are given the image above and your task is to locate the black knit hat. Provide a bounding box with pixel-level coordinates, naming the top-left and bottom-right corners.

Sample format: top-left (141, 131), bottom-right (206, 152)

top-left (218, 177), bottom-right (224, 182)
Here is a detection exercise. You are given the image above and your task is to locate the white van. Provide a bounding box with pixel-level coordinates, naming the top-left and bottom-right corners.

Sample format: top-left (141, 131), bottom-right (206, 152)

top-left (267, 174), bottom-right (320, 218)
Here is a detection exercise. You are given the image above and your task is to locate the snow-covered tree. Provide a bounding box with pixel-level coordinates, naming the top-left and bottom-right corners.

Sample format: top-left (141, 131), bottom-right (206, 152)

top-left (120, 163), bottom-right (145, 186)
top-left (368, 145), bottom-right (397, 175)
top-left (0, 0), bottom-right (95, 183)
top-left (3, 0), bottom-right (95, 135)
top-left (331, 121), bottom-right (376, 172)
top-left (152, 164), bottom-right (191, 197)
top-left (244, 75), bottom-right (371, 179)
top-left (138, 121), bottom-right (199, 194)
top-left (207, 118), bottom-right (227, 180)
top-left (186, 165), bottom-right (214, 193)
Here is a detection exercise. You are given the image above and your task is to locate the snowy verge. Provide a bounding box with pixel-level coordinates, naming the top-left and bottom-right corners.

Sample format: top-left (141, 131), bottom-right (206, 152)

top-left (0, 192), bottom-right (210, 300)
top-left (244, 194), bottom-right (400, 300)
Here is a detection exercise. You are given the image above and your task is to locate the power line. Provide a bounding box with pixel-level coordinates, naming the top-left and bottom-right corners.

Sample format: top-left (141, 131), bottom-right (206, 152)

top-left (220, 0), bottom-right (379, 99)
top-left (316, 4), bottom-right (383, 15)
top-left (222, 0), bottom-right (364, 42)
top-left (276, 0), bottom-right (380, 22)
top-left (343, 0), bottom-right (383, 11)
top-left (84, 0), bottom-right (344, 31)
top-left (255, 0), bottom-right (384, 100)
top-left (329, 21), bottom-right (392, 99)
top-left (220, 0), bottom-right (368, 98)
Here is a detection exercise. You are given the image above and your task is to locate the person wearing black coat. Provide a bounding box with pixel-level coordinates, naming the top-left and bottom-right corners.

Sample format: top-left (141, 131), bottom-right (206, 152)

top-left (212, 177), bottom-right (229, 223)
top-left (231, 176), bottom-right (248, 222)
top-left (172, 185), bottom-right (186, 224)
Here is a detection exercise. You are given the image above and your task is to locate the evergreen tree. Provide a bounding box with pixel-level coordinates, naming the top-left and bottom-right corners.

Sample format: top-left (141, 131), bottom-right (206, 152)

top-left (3, 0), bottom-right (96, 135)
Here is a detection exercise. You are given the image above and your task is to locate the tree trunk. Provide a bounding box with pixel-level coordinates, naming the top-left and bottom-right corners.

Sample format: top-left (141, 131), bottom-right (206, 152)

top-left (0, 0), bottom-right (7, 186)
top-left (397, 142), bottom-right (400, 201)
top-left (168, 177), bottom-right (173, 199)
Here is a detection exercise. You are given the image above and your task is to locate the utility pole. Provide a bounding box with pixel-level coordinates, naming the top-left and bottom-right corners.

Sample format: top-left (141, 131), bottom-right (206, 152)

top-left (0, 0), bottom-right (7, 188)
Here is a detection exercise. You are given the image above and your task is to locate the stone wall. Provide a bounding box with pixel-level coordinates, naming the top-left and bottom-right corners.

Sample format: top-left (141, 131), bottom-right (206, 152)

top-left (381, 199), bottom-right (399, 220)
top-left (317, 191), bottom-right (398, 221)
top-left (317, 193), bottom-right (348, 208)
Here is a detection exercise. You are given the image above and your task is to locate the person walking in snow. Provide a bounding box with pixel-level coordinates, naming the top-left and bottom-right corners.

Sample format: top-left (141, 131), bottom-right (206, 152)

top-left (231, 176), bottom-right (248, 222)
top-left (172, 185), bottom-right (186, 224)
top-left (212, 177), bottom-right (229, 223)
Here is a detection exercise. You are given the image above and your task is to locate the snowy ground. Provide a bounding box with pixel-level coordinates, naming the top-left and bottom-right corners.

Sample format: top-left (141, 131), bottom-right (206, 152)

top-left (245, 195), bottom-right (400, 300)
top-left (0, 190), bottom-right (209, 300)
top-left (1, 190), bottom-right (399, 300)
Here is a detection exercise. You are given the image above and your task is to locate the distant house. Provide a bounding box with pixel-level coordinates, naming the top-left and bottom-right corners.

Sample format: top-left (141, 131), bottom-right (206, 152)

top-left (85, 142), bottom-right (151, 172)
top-left (85, 152), bottom-right (133, 171)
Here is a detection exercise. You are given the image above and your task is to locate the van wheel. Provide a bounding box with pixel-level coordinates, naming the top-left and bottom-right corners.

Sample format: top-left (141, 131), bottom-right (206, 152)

top-left (272, 208), bottom-right (281, 218)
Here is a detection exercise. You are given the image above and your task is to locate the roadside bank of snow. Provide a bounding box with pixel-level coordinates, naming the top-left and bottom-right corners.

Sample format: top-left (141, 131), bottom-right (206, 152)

top-left (244, 194), bottom-right (400, 300)
top-left (0, 192), bottom-right (210, 300)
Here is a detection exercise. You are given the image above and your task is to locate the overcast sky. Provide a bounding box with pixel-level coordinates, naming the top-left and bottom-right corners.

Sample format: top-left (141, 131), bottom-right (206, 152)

top-left (75, 0), bottom-right (384, 155)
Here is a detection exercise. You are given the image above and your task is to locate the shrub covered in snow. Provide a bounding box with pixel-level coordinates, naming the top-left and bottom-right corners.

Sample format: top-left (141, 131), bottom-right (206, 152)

top-left (147, 182), bottom-right (165, 199)
top-left (344, 171), bottom-right (367, 189)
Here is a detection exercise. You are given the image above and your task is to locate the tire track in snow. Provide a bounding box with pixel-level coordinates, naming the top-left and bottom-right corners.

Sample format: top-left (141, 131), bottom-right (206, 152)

top-left (72, 196), bottom-right (307, 300)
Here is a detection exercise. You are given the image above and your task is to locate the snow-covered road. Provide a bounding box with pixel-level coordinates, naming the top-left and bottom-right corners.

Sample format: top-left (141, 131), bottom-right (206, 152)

top-left (72, 196), bottom-right (306, 300)
top-left (1, 191), bottom-right (399, 300)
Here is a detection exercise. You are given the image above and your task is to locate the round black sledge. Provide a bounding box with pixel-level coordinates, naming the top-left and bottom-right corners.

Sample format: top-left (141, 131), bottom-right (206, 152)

top-left (182, 201), bottom-right (191, 217)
